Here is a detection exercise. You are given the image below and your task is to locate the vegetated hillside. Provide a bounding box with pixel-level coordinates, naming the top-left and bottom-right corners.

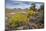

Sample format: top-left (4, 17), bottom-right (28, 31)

top-left (5, 8), bottom-right (28, 13)
top-left (5, 8), bottom-right (44, 30)
top-left (5, 3), bottom-right (44, 30)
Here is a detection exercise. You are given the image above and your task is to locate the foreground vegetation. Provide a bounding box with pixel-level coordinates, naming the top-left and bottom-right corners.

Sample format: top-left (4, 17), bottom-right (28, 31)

top-left (5, 2), bottom-right (44, 31)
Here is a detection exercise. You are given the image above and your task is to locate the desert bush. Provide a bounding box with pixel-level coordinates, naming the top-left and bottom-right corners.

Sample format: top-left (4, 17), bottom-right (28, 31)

top-left (8, 13), bottom-right (28, 29)
top-left (27, 10), bottom-right (36, 17)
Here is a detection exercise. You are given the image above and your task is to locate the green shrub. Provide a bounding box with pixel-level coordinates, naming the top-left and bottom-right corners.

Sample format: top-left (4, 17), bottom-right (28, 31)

top-left (8, 13), bottom-right (28, 28)
top-left (27, 10), bottom-right (36, 18)
top-left (28, 10), bottom-right (36, 16)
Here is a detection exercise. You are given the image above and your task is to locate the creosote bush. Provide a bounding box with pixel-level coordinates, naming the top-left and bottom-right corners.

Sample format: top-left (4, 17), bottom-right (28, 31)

top-left (28, 10), bottom-right (36, 16)
top-left (8, 13), bottom-right (28, 28)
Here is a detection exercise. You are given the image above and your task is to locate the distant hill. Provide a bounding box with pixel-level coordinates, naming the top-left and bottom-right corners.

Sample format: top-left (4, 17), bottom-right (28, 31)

top-left (5, 8), bottom-right (29, 13)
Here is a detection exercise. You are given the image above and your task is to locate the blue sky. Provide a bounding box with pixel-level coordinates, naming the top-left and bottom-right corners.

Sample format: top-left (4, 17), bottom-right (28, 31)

top-left (5, 0), bottom-right (43, 9)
